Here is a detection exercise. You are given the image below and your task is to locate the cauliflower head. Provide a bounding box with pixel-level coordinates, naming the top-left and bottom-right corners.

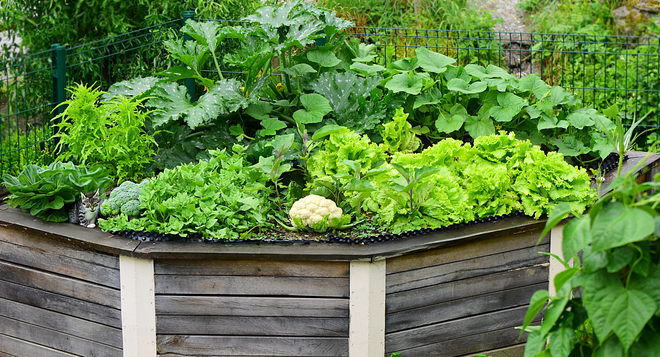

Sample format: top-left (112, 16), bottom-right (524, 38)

top-left (289, 195), bottom-right (343, 230)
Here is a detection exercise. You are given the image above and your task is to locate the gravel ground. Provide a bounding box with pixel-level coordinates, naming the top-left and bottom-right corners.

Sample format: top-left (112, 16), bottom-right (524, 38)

top-left (472, 0), bottom-right (540, 77)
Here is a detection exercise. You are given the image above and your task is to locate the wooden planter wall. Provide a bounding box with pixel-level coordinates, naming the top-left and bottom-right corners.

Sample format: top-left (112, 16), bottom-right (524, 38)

top-left (0, 152), bottom-right (657, 357)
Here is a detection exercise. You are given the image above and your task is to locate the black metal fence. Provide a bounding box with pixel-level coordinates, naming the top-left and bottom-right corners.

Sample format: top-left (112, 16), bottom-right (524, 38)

top-left (2, 16), bottom-right (660, 179)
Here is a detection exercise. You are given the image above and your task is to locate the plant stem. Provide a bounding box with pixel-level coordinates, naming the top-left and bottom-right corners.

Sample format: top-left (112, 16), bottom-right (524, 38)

top-left (211, 52), bottom-right (224, 80)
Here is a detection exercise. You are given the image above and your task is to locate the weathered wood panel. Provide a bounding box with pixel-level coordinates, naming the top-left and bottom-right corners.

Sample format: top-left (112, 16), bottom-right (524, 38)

top-left (0, 316), bottom-right (121, 357)
top-left (156, 296), bottom-right (348, 317)
top-left (155, 275), bottom-right (349, 297)
top-left (157, 316), bottom-right (348, 336)
top-left (0, 334), bottom-right (77, 357)
top-left (387, 283), bottom-right (544, 333)
top-left (387, 265), bottom-right (548, 313)
top-left (0, 260), bottom-right (121, 308)
top-left (385, 306), bottom-right (532, 353)
top-left (0, 224), bottom-right (121, 269)
top-left (387, 244), bottom-right (549, 293)
top-left (387, 228), bottom-right (547, 274)
top-left (0, 239), bottom-right (120, 288)
top-left (393, 327), bottom-right (529, 356)
top-left (0, 298), bottom-right (123, 349)
top-left (0, 279), bottom-right (122, 329)
top-left (156, 335), bottom-right (348, 356)
top-left (155, 259), bottom-right (350, 277)
top-left (460, 344), bottom-right (525, 357)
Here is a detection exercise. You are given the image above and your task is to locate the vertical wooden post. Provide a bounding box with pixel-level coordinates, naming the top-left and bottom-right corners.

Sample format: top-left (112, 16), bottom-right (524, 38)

top-left (120, 256), bottom-right (157, 357)
top-left (548, 225), bottom-right (567, 297)
top-left (349, 260), bottom-right (386, 357)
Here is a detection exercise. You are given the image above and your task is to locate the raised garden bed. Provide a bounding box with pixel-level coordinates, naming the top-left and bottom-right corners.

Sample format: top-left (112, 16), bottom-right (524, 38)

top-left (0, 152), bottom-right (657, 357)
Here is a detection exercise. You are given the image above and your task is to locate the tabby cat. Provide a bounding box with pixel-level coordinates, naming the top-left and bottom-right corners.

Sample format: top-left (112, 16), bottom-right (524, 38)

top-left (68, 190), bottom-right (101, 228)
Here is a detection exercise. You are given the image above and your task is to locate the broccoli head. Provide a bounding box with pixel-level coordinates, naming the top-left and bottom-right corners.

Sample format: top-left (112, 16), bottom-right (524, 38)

top-left (103, 181), bottom-right (143, 217)
top-left (100, 200), bottom-right (120, 217)
top-left (121, 199), bottom-right (141, 217)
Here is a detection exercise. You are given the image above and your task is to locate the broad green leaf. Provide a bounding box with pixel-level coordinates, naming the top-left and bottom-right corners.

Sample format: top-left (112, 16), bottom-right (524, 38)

top-left (293, 93), bottom-right (332, 124)
top-left (606, 246), bottom-right (634, 273)
top-left (521, 290), bottom-right (549, 337)
top-left (583, 270), bottom-right (622, 342)
top-left (350, 62), bottom-right (385, 76)
top-left (567, 108), bottom-right (598, 129)
top-left (345, 178), bottom-right (375, 192)
top-left (549, 327), bottom-right (576, 357)
top-left (311, 125), bottom-right (347, 141)
top-left (582, 245), bottom-right (609, 273)
top-left (537, 114), bottom-right (559, 131)
top-left (103, 77), bottom-right (158, 101)
top-left (523, 330), bottom-right (545, 357)
top-left (414, 166), bottom-right (441, 181)
top-left (518, 74), bottom-right (551, 98)
top-left (554, 267), bottom-right (579, 292)
top-left (385, 73), bottom-right (424, 95)
top-left (308, 50), bottom-right (342, 68)
top-left (541, 296), bottom-right (569, 338)
top-left (489, 92), bottom-right (526, 122)
top-left (606, 288), bottom-right (656, 351)
top-left (465, 114), bottom-right (495, 138)
top-left (594, 336), bottom-right (625, 357)
top-left (465, 64), bottom-right (514, 80)
top-left (592, 133), bottom-right (615, 160)
top-left (540, 202), bottom-right (572, 239)
top-left (388, 57), bottom-right (419, 72)
top-left (260, 118), bottom-right (287, 136)
top-left (591, 202), bottom-right (655, 251)
top-left (603, 104), bottom-right (619, 120)
top-left (280, 63), bottom-right (316, 76)
top-left (415, 47), bottom-right (455, 73)
top-left (270, 133), bottom-right (295, 153)
top-left (629, 264), bottom-right (660, 308)
top-left (562, 216), bottom-right (591, 261)
top-left (630, 329), bottom-right (660, 357)
top-left (414, 88), bottom-right (443, 109)
top-left (245, 101), bottom-right (274, 120)
top-left (436, 112), bottom-right (465, 134)
top-left (446, 78), bottom-right (488, 94)
top-left (436, 103), bottom-right (467, 134)
top-left (554, 136), bottom-right (590, 157)
top-left (181, 20), bottom-right (222, 53)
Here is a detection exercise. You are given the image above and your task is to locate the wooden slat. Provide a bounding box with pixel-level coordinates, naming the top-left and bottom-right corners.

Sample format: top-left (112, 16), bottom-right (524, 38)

top-left (0, 240), bottom-right (120, 288)
top-left (0, 279), bottom-right (122, 329)
top-left (156, 335), bottom-right (348, 356)
top-left (387, 244), bottom-right (549, 293)
top-left (156, 296), bottom-right (348, 317)
top-left (385, 306), bottom-right (531, 353)
top-left (0, 298), bottom-right (123, 348)
top-left (386, 283), bottom-right (545, 333)
top-left (157, 316), bottom-right (348, 336)
top-left (0, 260), bottom-right (121, 309)
top-left (387, 229), bottom-right (547, 274)
top-left (391, 327), bottom-right (529, 357)
top-left (0, 316), bottom-right (121, 357)
top-left (155, 275), bottom-right (349, 297)
top-left (155, 259), bottom-right (349, 278)
top-left (387, 265), bottom-right (548, 313)
top-left (459, 344), bottom-right (525, 357)
top-left (0, 226), bottom-right (119, 269)
top-left (0, 334), bottom-right (77, 357)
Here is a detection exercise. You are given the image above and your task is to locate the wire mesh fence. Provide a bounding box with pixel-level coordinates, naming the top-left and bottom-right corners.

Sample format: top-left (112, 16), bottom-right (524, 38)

top-left (1, 17), bottom-right (660, 179)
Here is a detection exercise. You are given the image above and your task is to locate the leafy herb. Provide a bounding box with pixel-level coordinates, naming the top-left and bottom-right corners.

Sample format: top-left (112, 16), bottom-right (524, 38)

top-left (3, 162), bottom-right (111, 222)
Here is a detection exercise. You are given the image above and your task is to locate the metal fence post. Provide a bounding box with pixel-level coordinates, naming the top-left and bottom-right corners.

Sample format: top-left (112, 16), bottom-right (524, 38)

top-left (182, 10), bottom-right (196, 103)
top-left (51, 43), bottom-right (67, 117)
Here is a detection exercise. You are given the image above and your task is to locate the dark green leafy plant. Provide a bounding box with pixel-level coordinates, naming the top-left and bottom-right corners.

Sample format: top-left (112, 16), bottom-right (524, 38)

top-left (53, 84), bottom-right (158, 184)
top-left (99, 146), bottom-right (274, 239)
top-left (521, 158), bottom-right (660, 356)
top-left (2, 162), bottom-right (111, 222)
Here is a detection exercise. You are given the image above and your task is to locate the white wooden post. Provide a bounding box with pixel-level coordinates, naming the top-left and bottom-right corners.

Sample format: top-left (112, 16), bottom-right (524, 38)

top-left (349, 260), bottom-right (386, 357)
top-left (119, 255), bottom-right (157, 357)
top-left (548, 225), bottom-right (567, 297)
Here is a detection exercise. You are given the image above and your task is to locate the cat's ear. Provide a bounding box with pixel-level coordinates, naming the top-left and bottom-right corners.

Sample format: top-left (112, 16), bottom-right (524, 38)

top-left (80, 192), bottom-right (85, 200)
top-left (93, 189), bottom-right (100, 198)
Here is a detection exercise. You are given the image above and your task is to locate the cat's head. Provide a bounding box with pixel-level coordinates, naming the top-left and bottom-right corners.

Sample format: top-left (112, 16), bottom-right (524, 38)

top-left (81, 189), bottom-right (101, 210)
